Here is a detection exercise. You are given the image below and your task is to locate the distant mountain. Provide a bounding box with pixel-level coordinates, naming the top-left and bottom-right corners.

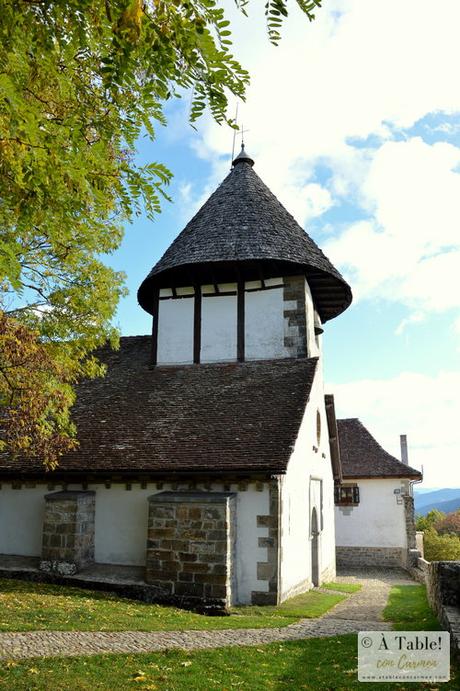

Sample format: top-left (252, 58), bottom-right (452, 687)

top-left (414, 488), bottom-right (460, 516)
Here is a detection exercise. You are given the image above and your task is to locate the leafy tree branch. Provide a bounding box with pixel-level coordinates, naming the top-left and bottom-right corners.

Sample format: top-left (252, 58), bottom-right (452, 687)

top-left (0, 0), bottom-right (320, 467)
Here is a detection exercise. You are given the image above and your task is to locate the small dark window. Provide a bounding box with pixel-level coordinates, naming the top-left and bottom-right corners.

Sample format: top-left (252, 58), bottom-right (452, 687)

top-left (316, 410), bottom-right (321, 445)
top-left (334, 484), bottom-right (360, 505)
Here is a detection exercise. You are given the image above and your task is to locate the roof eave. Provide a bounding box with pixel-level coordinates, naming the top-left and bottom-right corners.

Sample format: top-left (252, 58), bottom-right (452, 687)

top-left (341, 472), bottom-right (423, 480)
top-left (138, 259), bottom-right (352, 323)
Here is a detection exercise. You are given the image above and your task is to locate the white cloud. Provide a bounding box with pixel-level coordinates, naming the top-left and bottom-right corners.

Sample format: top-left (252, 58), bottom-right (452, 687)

top-left (395, 312), bottom-right (425, 336)
top-left (284, 182), bottom-right (333, 224)
top-left (178, 182), bottom-right (192, 205)
top-left (188, 0), bottom-right (460, 222)
top-left (329, 371), bottom-right (460, 487)
top-left (453, 316), bottom-right (460, 336)
top-left (324, 137), bottom-right (460, 311)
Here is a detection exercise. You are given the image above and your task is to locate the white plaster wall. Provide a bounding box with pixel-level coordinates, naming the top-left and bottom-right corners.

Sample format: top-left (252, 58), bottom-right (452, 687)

top-left (235, 486), bottom-right (270, 603)
top-left (93, 481), bottom-right (270, 594)
top-left (0, 481), bottom-right (269, 604)
top-left (157, 297), bottom-right (194, 364)
top-left (201, 295), bottom-right (237, 362)
top-left (0, 487), bottom-right (46, 556)
top-left (280, 359), bottom-right (337, 599)
top-left (335, 478), bottom-right (408, 548)
top-left (245, 288), bottom-right (288, 360)
top-left (91, 485), bottom-right (150, 565)
top-left (93, 481), bottom-right (268, 602)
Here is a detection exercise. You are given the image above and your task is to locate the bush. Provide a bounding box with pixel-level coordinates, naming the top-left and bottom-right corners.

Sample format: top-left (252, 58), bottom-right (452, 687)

top-left (416, 509), bottom-right (445, 532)
top-left (434, 511), bottom-right (460, 536)
top-left (423, 528), bottom-right (460, 561)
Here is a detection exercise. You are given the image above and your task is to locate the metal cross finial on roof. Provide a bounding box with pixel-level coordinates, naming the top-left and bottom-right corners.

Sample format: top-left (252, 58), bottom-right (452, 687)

top-left (230, 102), bottom-right (252, 167)
top-left (240, 124), bottom-right (250, 147)
top-left (230, 104), bottom-right (254, 167)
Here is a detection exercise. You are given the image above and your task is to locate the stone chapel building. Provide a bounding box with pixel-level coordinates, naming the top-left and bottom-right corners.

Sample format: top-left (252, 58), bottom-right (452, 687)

top-left (0, 146), bottom-right (352, 608)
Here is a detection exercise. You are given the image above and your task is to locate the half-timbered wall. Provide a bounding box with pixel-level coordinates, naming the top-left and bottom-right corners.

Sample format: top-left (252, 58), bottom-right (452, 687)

top-left (201, 294), bottom-right (238, 362)
top-left (155, 276), bottom-right (318, 365)
top-left (245, 287), bottom-right (287, 360)
top-left (157, 295), bottom-right (194, 364)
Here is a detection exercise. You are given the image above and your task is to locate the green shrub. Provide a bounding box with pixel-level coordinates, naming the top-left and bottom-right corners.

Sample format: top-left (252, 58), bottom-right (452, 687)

top-left (423, 528), bottom-right (460, 561)
top-left (416, 509), bottom-right (445, 532)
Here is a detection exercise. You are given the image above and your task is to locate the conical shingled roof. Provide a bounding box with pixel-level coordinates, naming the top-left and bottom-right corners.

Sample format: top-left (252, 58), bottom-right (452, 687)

top-left (138, 155), bottom-right (352, 322)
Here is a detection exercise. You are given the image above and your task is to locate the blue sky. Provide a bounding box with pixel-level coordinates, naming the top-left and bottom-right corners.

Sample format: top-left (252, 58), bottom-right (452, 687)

top-left (106, 0), bottom-right (460, 488)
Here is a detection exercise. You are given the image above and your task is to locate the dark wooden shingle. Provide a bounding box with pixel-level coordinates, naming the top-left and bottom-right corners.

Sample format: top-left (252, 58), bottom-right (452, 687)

top-left (1, 337), bottom-right (318, 476)
top-left (138, 161), bottom-right (352, 322)
top-left (337, 418), bottom-right (422, 479)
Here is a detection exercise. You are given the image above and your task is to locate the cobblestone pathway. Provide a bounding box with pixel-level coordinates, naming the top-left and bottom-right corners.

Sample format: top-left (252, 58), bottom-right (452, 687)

top-left (0, 568), bottom-right (414, 660)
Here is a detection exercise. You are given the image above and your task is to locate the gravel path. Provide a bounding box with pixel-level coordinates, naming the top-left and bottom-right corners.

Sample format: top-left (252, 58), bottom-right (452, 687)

top-left (0, 568), bottom-right (414, 660)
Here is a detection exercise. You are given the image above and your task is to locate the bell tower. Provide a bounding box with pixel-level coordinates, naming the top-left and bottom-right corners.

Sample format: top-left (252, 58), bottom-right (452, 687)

top-left (138, 146), bottom-right (351, 366)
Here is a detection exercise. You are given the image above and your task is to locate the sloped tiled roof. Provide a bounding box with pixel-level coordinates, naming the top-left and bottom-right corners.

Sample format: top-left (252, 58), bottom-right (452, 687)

top-left (337, 418), bottom-right (422, 479)
top-left (0, 337), bottom-right (318, 477)
top-left (138, 158), bottom-right (352, 322)
top-left (325, 394), bottom-right (342, 482)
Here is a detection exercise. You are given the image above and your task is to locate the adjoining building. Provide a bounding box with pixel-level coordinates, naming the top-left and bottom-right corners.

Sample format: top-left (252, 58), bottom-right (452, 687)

top-left (333, 416), bottom-right (422, 568)
top-left (0, 145), bottom-right (352, 608)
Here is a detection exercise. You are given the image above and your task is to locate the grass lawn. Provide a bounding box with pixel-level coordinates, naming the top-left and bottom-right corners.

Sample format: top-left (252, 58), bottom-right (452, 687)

top-left (1, 582), bottom-right (457, 690)
top-left (383, 584), bottom-right (441, 630)
top-left (0, 578), bottom-right (345, 632)
top-left (321, 581), bottom-right (362, 594)
top-left (1, 632), bottom-right (458, 690)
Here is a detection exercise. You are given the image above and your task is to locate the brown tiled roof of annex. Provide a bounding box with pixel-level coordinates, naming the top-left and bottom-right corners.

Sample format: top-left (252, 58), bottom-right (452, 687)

top-left (337, 418), bottom-right (422, 479)
top-left (0, 336), bottom-right (318, 477)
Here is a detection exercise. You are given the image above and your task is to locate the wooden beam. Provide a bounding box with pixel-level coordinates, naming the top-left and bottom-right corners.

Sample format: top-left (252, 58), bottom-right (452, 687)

top-left (150, 287), bottom-right (160, 366)
top-left (237, 277), bottom-right (245, 362)
top-left (193, 285), bottom-right (202, 364)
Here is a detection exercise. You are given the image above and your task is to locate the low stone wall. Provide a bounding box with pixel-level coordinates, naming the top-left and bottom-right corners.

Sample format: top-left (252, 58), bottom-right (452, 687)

top-left (336, 546), bottom-right (405, 568)
top-left (407, 554), bottom-right (428, 583)
top-left (412, 559), bottom-right (460, 656)
top-left (426, 562), bottom-right (459, 607)
top-left (146, 491), bottom-right (236, 610)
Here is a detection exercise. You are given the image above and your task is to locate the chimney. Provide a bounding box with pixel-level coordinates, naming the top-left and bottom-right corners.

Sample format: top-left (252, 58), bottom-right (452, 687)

top-left (400, 434), bottom-right (408, 465)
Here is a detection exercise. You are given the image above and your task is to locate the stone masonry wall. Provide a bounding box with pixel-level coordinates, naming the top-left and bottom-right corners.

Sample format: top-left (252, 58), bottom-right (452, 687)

top-left (424, 561), bottom-right (460, 655)
top-left (336, 546), bottom-right (405, 568)
top-left (426, 561), bottom-right (460, 608)
top-left (146, 492), bottom-right (236, 609)
top-left (403, 495), bottom-right (416, 549)
top-left (283, 276), bottom-right (307, 358)
top-left (40, 491), bottom-right (95, 576)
